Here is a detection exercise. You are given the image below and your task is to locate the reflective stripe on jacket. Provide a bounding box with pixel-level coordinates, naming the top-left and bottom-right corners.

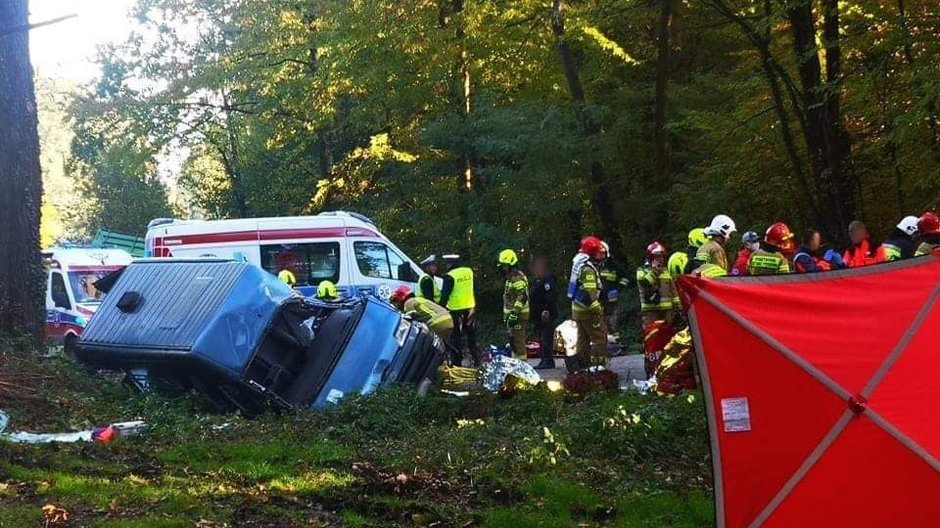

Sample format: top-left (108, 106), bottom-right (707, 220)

top-left (571, 260), bottom-right (603, 316)
top-left (696, 239), bottom-right (729, 272)
top-left (404, 297), bottom-right (453, 333)
top-left (748, 248), bottom-right (790, 275)
top-left (636, 265), bottom-right (677, 312)
top-left (503, 269), bottom-right (530, 317)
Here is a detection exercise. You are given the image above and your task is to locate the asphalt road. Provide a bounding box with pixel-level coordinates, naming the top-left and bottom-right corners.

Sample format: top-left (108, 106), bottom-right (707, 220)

top-left (526, 353), bottom-right (647, 384)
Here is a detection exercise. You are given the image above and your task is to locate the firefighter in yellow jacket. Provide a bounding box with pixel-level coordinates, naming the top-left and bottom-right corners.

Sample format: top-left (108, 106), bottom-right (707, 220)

top-left (568, 237), bottom-right (607, 371)
top-left (389, 286), bottom-right (454, 342)
top-left (498, 249), bottom-right (530, 359)
top-left (696, 214), bottom-right (737, 273)
top-left (636, 241), bottom-right (678, 326)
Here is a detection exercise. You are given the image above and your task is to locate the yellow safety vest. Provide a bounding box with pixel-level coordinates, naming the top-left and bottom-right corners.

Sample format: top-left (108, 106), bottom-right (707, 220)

top-left (415, 274), bottom-right (441, 303)
top-left (446, 266), bottom-right (476, 311)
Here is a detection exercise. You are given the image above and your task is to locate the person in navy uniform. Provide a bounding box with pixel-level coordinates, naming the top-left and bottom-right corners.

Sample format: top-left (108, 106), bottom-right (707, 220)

top-left (529, 255), bottom-right (558, 370)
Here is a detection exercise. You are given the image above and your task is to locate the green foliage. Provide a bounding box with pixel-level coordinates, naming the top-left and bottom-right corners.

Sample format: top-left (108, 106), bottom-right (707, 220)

top-left (0, 339), bottom-right (712, 527)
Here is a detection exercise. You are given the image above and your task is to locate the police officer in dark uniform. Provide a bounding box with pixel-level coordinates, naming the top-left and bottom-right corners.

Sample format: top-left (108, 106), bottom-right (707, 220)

top-left (529, 255), bottom-right (557, 370)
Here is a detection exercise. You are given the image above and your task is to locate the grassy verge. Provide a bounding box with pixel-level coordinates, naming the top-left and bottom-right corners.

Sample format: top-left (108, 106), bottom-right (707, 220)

top-left (0, 342), bottom-right (712, 527)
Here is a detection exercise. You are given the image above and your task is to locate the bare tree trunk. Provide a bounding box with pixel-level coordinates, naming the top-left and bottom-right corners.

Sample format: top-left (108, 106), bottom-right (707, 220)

top-left (550, 0), bottom-right (624, 255)
top-left (219, 91), bottom-right (249, 217)
top-left (0, 0), bottom-right (46, 343)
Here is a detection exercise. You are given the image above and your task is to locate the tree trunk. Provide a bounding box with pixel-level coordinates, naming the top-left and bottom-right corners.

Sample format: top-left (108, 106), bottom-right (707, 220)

top-left (550, 0), bottom-right (623, 256)
top-left (786, 0), bottom-right (854, 242)
top-left (0, 0), bottom-right (46, 344)
top-left (653, 0), bottom-right (676, 185)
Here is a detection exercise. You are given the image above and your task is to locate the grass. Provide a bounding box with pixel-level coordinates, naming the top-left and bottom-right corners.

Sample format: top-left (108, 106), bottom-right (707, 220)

top-left (0, 342), bottom-right (713, 527)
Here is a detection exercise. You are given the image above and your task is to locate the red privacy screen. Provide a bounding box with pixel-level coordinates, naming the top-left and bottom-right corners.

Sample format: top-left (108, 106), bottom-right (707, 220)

top-left (679, 254), bottom-right (940, 528)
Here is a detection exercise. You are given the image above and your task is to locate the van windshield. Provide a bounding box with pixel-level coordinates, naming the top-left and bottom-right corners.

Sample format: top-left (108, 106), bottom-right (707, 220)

top-left (67, 270), bottom-right (111, 303)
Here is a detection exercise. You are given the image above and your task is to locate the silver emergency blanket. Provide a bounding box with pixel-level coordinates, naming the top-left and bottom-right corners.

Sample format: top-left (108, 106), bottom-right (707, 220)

top-left (480, 356), bottom-right (542, 392)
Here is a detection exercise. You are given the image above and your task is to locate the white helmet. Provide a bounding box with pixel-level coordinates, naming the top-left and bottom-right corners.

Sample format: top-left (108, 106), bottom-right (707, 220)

top-left (601, 241), bottom-right (610, 258)
top-left (705, 214), bottom-right (737, 238)
top-left (897, 215), bottom-right (919, 236)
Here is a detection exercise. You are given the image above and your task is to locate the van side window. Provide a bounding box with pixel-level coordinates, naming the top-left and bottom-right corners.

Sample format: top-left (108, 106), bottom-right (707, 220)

top-left (260, 242), bottom-right (340, 286)
top-left (354, 241), bottom-right (407, 280)
top-left (51, 272), bottom-right (71, 310)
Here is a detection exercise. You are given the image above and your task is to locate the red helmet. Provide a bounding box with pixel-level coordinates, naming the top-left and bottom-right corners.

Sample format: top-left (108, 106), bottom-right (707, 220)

top-left (646, 241), bottom-right (667, 260)
top-left (580, 236), bottom-right (605, 259)
top-left (389, 285), bottom-right (412, 307)
top-left (918, 212), bottom-right (940, 235)
top-left (765, 222), bottom-right (795, 251)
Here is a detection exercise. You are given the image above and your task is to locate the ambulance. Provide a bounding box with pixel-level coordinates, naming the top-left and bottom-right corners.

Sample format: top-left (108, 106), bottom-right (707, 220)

top-left (44, 248), bottom-right (133, 352)
top-left (144, 211), bottom-right (422, 299)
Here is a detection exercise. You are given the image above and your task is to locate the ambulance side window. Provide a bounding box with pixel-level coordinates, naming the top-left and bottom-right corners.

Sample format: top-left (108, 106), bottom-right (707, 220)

top-left (354, 241), bottom-right (407, 280)
top-left (259, 242), bottom-right (340, 286)
top-left (51, 273), bottom-right (71, 310)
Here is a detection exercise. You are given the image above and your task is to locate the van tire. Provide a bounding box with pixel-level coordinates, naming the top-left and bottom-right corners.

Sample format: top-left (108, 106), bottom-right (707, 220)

top-left (64, 335), bottom-right (79, 360)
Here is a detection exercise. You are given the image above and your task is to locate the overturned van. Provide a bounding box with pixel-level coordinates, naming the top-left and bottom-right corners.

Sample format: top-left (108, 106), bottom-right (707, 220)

top-left (75, 259), bottom-right (444, 416)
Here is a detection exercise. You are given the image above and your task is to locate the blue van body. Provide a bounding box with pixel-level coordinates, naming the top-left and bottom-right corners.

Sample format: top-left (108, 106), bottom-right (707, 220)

top-left (76, 259), bottom-right (444, 414)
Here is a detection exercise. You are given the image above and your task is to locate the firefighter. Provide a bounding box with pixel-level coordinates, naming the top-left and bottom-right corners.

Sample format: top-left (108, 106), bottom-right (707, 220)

top-left (636, 241), bottom-right (678, 326)
top-left (844, 220), bottom-right (886, 267)
top-left (696, 214), bottom-right (737, 273)
top-left (389, 286), bottom-right (453, 342)
top-left (598, 242), bottom-right (630, 338)
top-left (316, 280), bottom-right (340, 301)
top-left (568, 236), bottom-right (607, 371)
top-left (415, 255), bottom-right (442, 302)
top-left (883, 216), bottom-right (920, 262)
top-left (916, 212), bottom-right (940, 256)
top-left (440, 254), bottom-right (478, 366)
top-left (499, 249), bottom-right (530, 360)
top-left (277, 269), bottom-right (297, 287)
top-left (731, 231), bottom-right (760, 276)
top-left (529, 254), bottom-right (557, 370)
top-left (748, 222), bottom-right (794, 275)
top-left (667, 228), bottom-right (707, 278)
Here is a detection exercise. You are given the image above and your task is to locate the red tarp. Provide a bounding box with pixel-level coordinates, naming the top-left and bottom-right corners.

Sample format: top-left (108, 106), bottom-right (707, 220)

top-left (678, 255), bottom-right (940, 528)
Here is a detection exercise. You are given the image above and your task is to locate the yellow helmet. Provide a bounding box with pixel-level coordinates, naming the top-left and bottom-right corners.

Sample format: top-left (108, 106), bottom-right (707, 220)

top-left (316, 280), bottom-right (338, 300)
top-left (497, 249), bottom-right (519, 266)
top-left (688, 228), bottom-right (708, 248)
top-left (667, 252), bottom-right (688, 278)
top-left (277, 269), bottom-right (297, 286)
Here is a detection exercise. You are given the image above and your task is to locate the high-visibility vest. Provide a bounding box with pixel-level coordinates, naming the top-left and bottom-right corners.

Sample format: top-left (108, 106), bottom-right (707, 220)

top-left (446, 266), bottom-right (476, 310)
top-left (571, 261), bottom-right (602, 315)
top-left (404, 297), bottom-right (453, 335)
top-left (415, 274), bottom-right (441, 303)
top-left (748, 249), bottom-right (790, 275)
top-left (697, 263), bottom-right (728, 279)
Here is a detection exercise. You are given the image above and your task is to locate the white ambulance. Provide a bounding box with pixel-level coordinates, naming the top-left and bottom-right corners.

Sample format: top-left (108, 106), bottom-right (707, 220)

top-left (44, 248), bottom-right (133, 352)
top-left (145, 211), bottom-right (422, 299)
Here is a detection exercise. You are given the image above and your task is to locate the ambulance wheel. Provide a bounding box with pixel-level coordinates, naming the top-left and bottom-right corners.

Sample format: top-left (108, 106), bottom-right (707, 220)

top-left (64, 335), bottom-right (79, 360)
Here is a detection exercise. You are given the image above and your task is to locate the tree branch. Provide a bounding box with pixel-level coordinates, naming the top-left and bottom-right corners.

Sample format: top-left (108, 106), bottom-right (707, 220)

top-left (0, 14), bottom-right (77, 39)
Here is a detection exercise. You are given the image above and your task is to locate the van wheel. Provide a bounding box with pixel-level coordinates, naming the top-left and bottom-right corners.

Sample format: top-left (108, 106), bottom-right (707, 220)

top-left (64, 335), bottom-right (79, 360)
